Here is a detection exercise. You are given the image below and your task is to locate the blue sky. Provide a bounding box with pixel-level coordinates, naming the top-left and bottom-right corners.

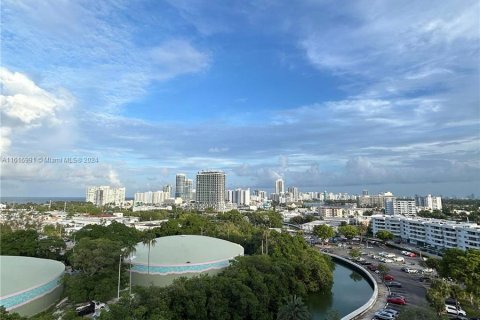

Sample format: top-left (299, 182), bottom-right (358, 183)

top-left (1, 0), bottom-right (479, 197)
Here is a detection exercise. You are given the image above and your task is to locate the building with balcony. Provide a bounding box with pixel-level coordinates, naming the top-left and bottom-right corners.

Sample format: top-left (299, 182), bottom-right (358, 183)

top-left (371, 215), bottom-right (480, 250)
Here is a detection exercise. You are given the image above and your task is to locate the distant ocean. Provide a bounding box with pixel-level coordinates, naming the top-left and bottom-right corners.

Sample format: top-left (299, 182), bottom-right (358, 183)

top-left (0, 197), bottom-right (84, 204)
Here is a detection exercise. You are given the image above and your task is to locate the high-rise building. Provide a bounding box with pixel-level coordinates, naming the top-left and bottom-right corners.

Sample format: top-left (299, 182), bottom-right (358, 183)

top-left (195, 170), bottom-right (226, 212)
top-left (163, 184), bottom-right (172, 198)
top-left (232, 188), bottom-right (251, 206)
top-left (275, 178), bottom-right (284, 194)
top-left (415, 194), bottom-right (442, 211)
top-left (175, 174), bottom-right (186, 199)
top-left (86, 186), bottom-right (125, 206)
top-left (184, 179), bottom-right (194, 202)
top-left (288, 187), bottom-right (299, 201)
top-left (385, 198), bottom-right (416, 215)
top-left (362, 189), bottom-right (369, 196)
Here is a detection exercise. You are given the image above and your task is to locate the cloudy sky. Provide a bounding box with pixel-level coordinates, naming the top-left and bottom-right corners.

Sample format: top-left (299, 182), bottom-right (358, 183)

top-left (1, 0), bottom-right (479, 197)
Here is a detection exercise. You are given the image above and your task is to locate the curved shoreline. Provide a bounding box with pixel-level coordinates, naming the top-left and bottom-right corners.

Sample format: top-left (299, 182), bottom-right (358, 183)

top-left (323, 253), bottom-right (379, 320)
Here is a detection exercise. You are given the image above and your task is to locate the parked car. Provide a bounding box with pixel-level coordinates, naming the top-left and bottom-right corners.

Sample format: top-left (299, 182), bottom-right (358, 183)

top-left (385, 281), bottom-right (402, 288)
top-left (388, 293), bottom-right (405, 300)
top-left (385, 253), bottom-right (396, 258)
top-left (401, 267), bottom-right (418, 274)
top-left (445, 298), bottom-right (458, 306)
top-left (374, 311), bottom-right (396, 320)
top-left (76, 302), bottom-right (95, 316)
top-left (384, 274), bottom-right (395, 281)
top-left (368, 265), bottom-right (378, 271)
top-left (383, 308), bottom-right (399, 316)
top-left (445, 305), bottom-right (467, 316)
top-left (387, 297), bottom-right (407, 305)
top-left (407, 252), bottom-right (417, 257)
top-left (418, 276), bottom-right (431, 282)
top-left (393, 256), bottom-right (405, 262)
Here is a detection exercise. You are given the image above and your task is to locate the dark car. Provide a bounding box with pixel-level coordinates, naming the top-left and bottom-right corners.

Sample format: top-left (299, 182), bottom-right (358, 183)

top-left (419, 276), bottom-right (431, 282)
top-left (76, 302), bottom-right (95, 316)
top-left (368, 264), bottom-right (378, 271)
top-left (385, 281), bottom-right (402, 288)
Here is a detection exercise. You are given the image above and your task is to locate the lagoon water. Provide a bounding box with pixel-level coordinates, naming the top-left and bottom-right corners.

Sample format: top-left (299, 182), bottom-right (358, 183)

top-left (308, 262), bottom-right (373, 319)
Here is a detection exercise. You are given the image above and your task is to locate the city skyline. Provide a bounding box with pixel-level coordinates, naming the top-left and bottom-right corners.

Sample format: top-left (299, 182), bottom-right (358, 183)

top-left (1, 1), bottom-right (479, 197)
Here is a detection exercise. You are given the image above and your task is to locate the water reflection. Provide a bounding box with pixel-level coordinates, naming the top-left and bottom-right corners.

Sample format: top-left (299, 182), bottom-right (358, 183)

top-left (308, 263), bottom-right (373, 320)
top-left (349, 270), bottom-right (364, 282)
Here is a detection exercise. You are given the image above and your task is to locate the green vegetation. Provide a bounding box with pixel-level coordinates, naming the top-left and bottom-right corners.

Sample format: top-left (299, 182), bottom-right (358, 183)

top-left (312, 224), bottom-right (335, 245)
top-left (277, 295), bottom-right (311, 320)
top-left (426, 248), bottom-right (480, 316)
top-left (55, 210), bottom-right (333, 319)
top-left (375, 230), bottom-right (394, 242)
top-left (289, 215), bottom-right (317, 225)
top-left (337, 225), bottom-right (358, 239)
top-left (0, 229), bottom-right (65, 260)
top-left (396, 306), bottom-right (446, 320)
top-left (65, 237), bottom-right (126, 302)
top-left (419, 199), bottom-right (480, 223)
top-left (349, 248), bottom-right (362, 259)
top-left (377, 263), bottom-right (389, 280)
top-left (98, 230), bottom-right (333, 320)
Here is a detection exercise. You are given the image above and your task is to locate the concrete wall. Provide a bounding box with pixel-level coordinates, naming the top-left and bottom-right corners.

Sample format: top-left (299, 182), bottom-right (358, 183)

top-left (131, 268), bottom-right (224, 287)
top-left (10, 285), bottom-right (63, 317)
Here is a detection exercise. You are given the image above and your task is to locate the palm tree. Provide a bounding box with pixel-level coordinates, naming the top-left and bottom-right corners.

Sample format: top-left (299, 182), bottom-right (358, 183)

top-left (277, 295), bottom-right (311, 320)
top-left (142, 232), bottom-right (157, 274)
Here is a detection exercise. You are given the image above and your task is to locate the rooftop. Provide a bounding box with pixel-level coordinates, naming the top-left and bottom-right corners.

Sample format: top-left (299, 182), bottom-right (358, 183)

top-left (132, 235), bottom-right (243, 266)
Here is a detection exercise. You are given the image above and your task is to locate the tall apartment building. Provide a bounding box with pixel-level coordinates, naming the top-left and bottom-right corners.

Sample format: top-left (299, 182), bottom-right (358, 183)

top-left (234, 188), bottom-right (251, 206)
top-left (184, 179), bottom-right (194, 202)
top-left (162, 185), bottom-right (172, 198)
top-left (195, 171), bottom-right (226, 212)
top-left (134, 190), bottom-right (169, 205)
top-left (175, 174), bottom-right (186, 199)
top-left (287, 187), bottom-right (299, 201)
top-left (385, 198), bottom-right (417, 215)
top-left (358, 192), bottom-right (394, 208)
top-left (415, 194), bottom-right (442, 211)
top-left (275, 178), bottom-right (285, 194)
top-left (86, 186), bottom-right (125, 206)
top-left (371, 215), bottom-right (480, 250)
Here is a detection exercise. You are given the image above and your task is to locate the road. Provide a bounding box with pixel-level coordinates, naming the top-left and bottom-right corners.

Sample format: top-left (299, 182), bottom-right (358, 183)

top-left (323, 242), bottom-right (431, 318)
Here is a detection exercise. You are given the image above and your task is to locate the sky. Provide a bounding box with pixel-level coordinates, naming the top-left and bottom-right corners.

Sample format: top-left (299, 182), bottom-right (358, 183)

top-left (1, 0), bottom-right (479, 197)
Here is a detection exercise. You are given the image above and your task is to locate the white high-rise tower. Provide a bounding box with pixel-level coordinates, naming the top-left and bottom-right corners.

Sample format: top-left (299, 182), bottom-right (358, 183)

top-left (195, 170), bottom-right (226, 212)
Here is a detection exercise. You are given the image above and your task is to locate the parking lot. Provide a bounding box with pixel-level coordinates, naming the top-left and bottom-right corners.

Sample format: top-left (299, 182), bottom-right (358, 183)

top-left (324, 241), bottom-right (432, 318)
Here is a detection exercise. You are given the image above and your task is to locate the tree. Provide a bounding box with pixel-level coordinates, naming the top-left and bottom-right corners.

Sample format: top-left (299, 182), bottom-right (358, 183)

top-left (357, 224), bottom-right (368, 243)
top-left (277, 295), bottom-right (311, 320)
top-left (313, 225), bottom-right (335, 245)
top-left (376, 230), bottom-right (394, 242)
top-left (337, 225), bottom-right (358, 239)
top-left (377, 263), bottom-right (389, 280)
top-left (349, 248), bottom-right (362, 260)
top-left (142, 232), bottom-right (157, 274)
top-left (65, 238), bottom-right (125, 302)
top-left (0, 307), bottom-right (25, 320)
top-left (349, 271), bottom-right (363, 282)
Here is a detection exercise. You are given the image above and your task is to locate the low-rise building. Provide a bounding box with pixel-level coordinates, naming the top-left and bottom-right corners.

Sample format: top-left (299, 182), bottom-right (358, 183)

top-left (371, 215), bottom-right (480, 250)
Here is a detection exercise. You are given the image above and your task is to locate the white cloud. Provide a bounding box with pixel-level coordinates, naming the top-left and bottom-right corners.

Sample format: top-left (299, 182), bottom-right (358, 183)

top-left (0, 68), bottom-right (71, 124)
top-left (0, 67), bottom-right (74, 152)
top-left (150, 40), bottom-right (210, 79)
top-left (2, 1), bottom-right (211, 113)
